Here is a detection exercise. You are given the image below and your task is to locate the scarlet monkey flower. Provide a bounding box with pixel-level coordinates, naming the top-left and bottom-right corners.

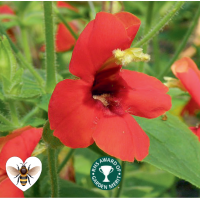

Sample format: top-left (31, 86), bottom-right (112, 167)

top-left (171, 57), bottom-right (200, 110)
top-left (0, 126), bottom-right (42, 197)
top-left (171, 57), bottom-right (200, 140)
top-left (172, 57), bottom-right (200, 116)
top-left (0, 5), bottom-right (16, 42)
top-left (56, 1), bottom-right (78, 52)
top-left (49, 12), bottom-right (171, 162)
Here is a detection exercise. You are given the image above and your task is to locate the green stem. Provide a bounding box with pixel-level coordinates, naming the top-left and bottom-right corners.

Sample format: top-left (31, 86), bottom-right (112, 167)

top-left (133, 1), bottom-right (185, 48)
top-left (21, 26), bottom-right (32, 63)
top-left (8, 101), bottom-right (19, 126)
top-left (88, 1), bottom-right (96, 19)
top-left (0, 26), bottom-right (44, 88)
top-left (139, 1), bottom-right (154, 73)
top-left (157, 3), bottom-right (200, 79)
top-left (0, 113), bottom-right (14, 126)
top-left (153, 35), bottom-right (160, 74)
top-left (47, 147), bottom-right (59, 197)
top-left (54, 7), bottom-right (78, 40)
top-left (143, 1), bottom-right (154, 53)
top-left (58, 149), bottom-right (75, 173)
top-left (115, 161), bottom-right (126, 198)
top-left (43, 2), bottom-right (57, 93)
top-left (21, 107), bottom-right (40, 124)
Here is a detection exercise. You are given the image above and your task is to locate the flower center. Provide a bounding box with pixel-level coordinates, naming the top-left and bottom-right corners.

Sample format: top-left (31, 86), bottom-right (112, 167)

top-left (93, 94), bottom-right (111, 107)
top-left (92, 48), bottom-right (150, 110)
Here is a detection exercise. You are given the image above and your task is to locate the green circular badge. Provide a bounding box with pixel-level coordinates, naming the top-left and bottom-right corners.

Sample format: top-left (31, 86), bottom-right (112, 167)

top-left (90, 156), bottom-right (122, 190)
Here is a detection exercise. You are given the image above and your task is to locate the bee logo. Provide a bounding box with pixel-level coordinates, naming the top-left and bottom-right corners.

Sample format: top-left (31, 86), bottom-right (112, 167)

top-left (7, 162), bottom-right (40, 186)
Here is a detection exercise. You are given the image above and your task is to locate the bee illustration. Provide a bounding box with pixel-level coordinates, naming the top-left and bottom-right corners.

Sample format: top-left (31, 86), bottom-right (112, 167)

top-left (7, 162), bottom-right (40, 186)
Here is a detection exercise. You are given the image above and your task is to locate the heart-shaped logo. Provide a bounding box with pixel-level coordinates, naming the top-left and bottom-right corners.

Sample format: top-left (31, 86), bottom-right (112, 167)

top-left (6, 157), bottom-right (42, 191)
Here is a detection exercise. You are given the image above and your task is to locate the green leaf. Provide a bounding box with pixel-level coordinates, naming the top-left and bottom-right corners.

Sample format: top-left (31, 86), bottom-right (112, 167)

top-left (23, 117), bottom-right (46, 127)
top-left (133, 113), bottom-right (200, 188)
top-left (42, 120), bottom-right (63, 149)
top-left (37, 94), bottom-right (51, 111)
top-left (59, 179), bottom-right (104, 197)
top-left (0, 124), bottom-right (16, 132)
top-left (122, 163), bottom-right (175, 197)
top-left (7, 70), bottom-right (43, 100)
top-left (24, 11), bottom-right (43, 26)
top-left (0, 92), bottom-right (4, 100)
top-left (74, 148), bottom-right (100, 186)
top-left (16, 1), bottom-right (31, 14)
top-left (8, 68), bottom-right (23, 95)
top-left (0, 35), bottom-right (17, 83)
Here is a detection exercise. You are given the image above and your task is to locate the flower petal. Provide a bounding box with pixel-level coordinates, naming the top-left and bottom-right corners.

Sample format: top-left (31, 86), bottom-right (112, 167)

top-left (48, 79), bottom-right (102, 148)
top-left (69, 12), bottom-right (140, 82)
top-left (0, 126), bottom-right (31, 153)
top-left (190, 127), bottom-right (200, 141)
top-left (0, 178), bottom-right (24, 197)
top-left (115, 11), bottom-right (141, 41)
top-left (88, 12), bottom-right (139, 70)
top-left (69, 20), bottom-right (95, 83)
top-left (56, 23), bottom-right (76, 52)
top-left (118, 70), bottom-right (171, 118)
top-left (0, 169), bottom-right (6, 182)
top-left (0, 127), bottom-right (42, 170)
top-left (93, 113), bottom-right (149, 162)
top-left (57, 1), bottom-right (78, 12)
top-left (172, 57), bottom-right (200, 79)
top-left (0, 5), bottom-right (14, 15)
top-left (171, 57), bottom-right (200, 107)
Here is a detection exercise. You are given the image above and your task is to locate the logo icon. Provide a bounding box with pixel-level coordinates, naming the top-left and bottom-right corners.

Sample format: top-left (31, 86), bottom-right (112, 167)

top-left (99, 166), bottom-right (114, 182)
top-left (90, 156), bottom-right (122, 190)
top-left (6, 157), bottom-right (42, 191)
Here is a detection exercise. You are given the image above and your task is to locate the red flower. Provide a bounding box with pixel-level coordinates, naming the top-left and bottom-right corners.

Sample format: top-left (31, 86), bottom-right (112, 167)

top-left (56, 2), bottom-right (79, 52)
top-left (55, 22), bottom-right (77, 52)
top-left (0, 126), bottom-right (42, 198)
top-left (171, 57), bottom-right (200, 140)
top-left (172, 57), bottom-right (200, 109)
top-left (48, 12), bottom-right (171, 162)
top-left (190, 126), bottom-right (200, 141)
top-left (41, 1), bottom-right (78, 52)
top-left (0, 5), bottom-right (16, 42)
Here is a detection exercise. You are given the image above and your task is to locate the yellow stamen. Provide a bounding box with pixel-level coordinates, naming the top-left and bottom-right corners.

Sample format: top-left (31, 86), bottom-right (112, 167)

top-left (93, 94), bottom-right (110, 106)
top-left (164, 77), bottom-right (186, 91)
top-left (113, 48), bottom-right (150, 66)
